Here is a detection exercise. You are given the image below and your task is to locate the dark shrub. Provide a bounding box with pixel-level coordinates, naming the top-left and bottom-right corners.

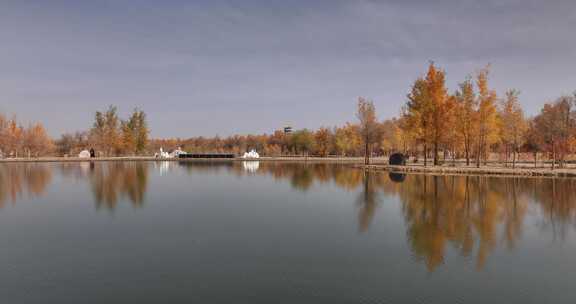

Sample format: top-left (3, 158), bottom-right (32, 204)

top-left (389, 153), bottom-right (407, 165)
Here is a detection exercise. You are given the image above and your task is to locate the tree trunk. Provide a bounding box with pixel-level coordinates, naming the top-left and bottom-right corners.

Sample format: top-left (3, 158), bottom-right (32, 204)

top-left (465, 144), bottom-right (470, 166)
top-left (512, 146), bottom-right (516, 169)
top-left (552, 143), bottom-right (556, 170)
top-left (476, 139), bottom-right (481, 168)
top-left (433, 141), bottom-right (439, 166)
top-left (424, 143), bottom-right (428, 167)
top-left (364, 142), bottom-right (370, 165)
top-left (504, 145), bottom-right (508, 168)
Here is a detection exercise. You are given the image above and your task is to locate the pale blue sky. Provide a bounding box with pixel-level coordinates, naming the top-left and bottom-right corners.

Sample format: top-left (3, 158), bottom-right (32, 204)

top-left (1, 0), bottom-right (575, 138)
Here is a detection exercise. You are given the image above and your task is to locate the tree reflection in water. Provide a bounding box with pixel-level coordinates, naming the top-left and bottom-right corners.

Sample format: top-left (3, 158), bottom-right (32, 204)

top-left (2, 161), bottom-right (576, 271)
top-left (400, 175), bottom-right (500, 270)
top-left (190, 162), bottom-right (575, 271)
top-left (356, 170), bottom-right (381, 232)
top-left (88, 162), bottom-right (149, 210)
top-left (0, 163), bottom-right (52, 208)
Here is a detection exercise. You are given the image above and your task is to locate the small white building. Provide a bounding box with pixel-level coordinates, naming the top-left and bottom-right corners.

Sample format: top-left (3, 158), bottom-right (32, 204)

top-left (78, 150), bottom-right (91, 158)
top-left (242, 150), bottom-right (260, 159)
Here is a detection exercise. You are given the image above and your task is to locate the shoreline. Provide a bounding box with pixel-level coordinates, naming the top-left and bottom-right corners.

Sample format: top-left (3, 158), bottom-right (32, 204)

top-left (0, 156), bottom-right (375, 163)
top-left (361, 164), bottom-right (576, 178)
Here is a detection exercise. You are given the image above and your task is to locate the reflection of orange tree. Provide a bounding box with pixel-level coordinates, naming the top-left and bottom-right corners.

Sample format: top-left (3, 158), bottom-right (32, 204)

top-left (397, 175), bottom-right (528, 271)
top-left (356, 170), bottom-right (382, 232)
top-left (0, 163), bottom-right (52, 208)
top-left (89, 162), bottom-right (148, 210)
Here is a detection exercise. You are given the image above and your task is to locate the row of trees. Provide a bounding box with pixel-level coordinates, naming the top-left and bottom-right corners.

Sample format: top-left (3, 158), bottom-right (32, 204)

top-left (399, 63), bottom-right (576, 168)
top-left (1, 106), bottom-right (149, 158)
top-left (147, 63), bottom-right (575, 169)
top-left (56, 106), bottom-right (149, 157)
top-left (90, 106), bottom-right (149, 156)
top-left (0, 114), bottom-right (52, 158)
top-left (401, 64), bottom-right (506, 167)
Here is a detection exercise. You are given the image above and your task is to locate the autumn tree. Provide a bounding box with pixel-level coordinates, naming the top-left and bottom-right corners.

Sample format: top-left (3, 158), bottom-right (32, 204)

top-left (104, 106), bottom-right (121, 156)
top-left (454, 77), bottom-right (478, 166)
top-left (268, 130), bottom-right (286, 156)
top-left (403, 63), bottom-right (454, 166)
top-left (395, 115), bottom-right (416, 155)
top-left (121, 119), bottom-right (137, 155)
top-left (380, 118), bottom-right (404, 155)
top-left (425, 63), bottom-right (453, 165)
top-left (90, 106), bottom-right (142, 156)
top-left (334, 123), bottom-right (360, 156)
top-left (289, 129), bottom-right (315, 156)
top-left (443, 94), bottom-right (460, 164)
top-left (314, 127), bottom-right (332, 157)
top-left (0, 114), bottom-right (53, 158)
top-left (134, 110), bottom-right (148, 154)
top-left (6, 117), bottom-right (24, 157)
top-left (356, 97), bottom-right (380, 165)
top-left (533, 96), bottom-right (575, 169)
top-left (119, 109), bottom-right (148, 155)
top-left (22, 123), bottom-right (53, 157)
top-left (404, 78), bottom-right (432, 165)
top-left (523, 119), bottom-right (543, 167)
top-left (499, 89), bottom-right (527, 168)
top-left (475, 66), bottom-right (500, 167)
top-left (91, 110), bottom-right (106, 154)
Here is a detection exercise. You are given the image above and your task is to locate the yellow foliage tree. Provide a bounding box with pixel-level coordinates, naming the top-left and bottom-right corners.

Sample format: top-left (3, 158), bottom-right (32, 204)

top-left (499, 89), bottom-right (527, 168)
top-left (475, 66), bottom-right (500, 167)
top-left (454, 77), bottom-right (478, 166)
top-left (404, 63), bottom-right (454, 166)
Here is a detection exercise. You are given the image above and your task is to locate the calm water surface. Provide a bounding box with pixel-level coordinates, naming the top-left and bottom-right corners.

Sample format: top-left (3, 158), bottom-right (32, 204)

top-left (1, 161), bottom-right (575, 303)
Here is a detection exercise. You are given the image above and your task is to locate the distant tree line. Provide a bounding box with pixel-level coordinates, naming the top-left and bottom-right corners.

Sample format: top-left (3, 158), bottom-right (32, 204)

top-left (149, 63), bottom-right (576, 169)
top-left (2, 63), bottom-right (576, 168)
top-left (0, 114), bottom-right (52, 158)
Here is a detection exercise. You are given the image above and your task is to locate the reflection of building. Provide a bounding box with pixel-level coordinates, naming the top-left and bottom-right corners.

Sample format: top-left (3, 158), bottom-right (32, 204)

top-left (155, 161), bottom-right (173, 176)
top-left (242, 161), bottom-right (260, 173)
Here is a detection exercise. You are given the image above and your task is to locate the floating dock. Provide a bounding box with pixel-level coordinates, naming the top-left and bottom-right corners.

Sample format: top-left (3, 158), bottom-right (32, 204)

top-left (178, 153), bottom-right (235, 159)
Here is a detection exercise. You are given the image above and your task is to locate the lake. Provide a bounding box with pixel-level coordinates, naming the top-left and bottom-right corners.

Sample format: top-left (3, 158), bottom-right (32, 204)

top-left (1, 161), bottom-right (575, 303)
